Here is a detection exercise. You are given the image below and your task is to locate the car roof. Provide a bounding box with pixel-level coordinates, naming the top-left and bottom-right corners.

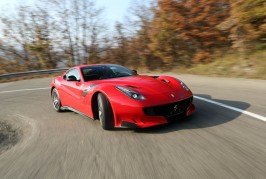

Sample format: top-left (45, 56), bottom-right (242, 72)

top-left (74, 64), bottom-right (119, 69)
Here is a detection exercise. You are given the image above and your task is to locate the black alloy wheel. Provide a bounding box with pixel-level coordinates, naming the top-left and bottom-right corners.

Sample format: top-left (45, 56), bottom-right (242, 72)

top-left (52, 88), bottom-right (62, 112)
top-left (97, 93), bottom-right (114, 130)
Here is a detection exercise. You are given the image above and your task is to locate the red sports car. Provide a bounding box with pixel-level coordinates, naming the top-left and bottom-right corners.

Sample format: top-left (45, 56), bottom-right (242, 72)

top-left (51, 64), bottom-right (195, 130)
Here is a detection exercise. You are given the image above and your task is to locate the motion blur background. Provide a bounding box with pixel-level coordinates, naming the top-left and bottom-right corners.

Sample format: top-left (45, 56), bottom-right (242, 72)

top-left (0, 0), bottom-right (265, 79)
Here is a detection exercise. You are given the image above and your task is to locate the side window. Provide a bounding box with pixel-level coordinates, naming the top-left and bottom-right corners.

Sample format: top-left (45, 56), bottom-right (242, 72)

top-left (81, 67), bottom-right (101, 81)
top-left (66, 68), bottom-right (81, 81)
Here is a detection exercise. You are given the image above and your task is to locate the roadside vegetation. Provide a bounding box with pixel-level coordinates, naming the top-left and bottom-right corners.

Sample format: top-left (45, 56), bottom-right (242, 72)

top-left (0, 0), bottom-right (265, 79)
top-left (175, 50), bottom-right (266, 79)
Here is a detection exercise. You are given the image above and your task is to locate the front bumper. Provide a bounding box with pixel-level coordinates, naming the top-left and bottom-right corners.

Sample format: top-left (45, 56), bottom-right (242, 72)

top-left (110, 95), bottom-right (195, 128)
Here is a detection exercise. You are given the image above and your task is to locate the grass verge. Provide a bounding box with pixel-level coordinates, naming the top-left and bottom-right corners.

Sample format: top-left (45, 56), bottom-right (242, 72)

top-left (175, 50), bottom-right (266, 80)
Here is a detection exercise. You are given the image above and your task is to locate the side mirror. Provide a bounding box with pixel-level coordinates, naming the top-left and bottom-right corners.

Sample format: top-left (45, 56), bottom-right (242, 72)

top-left (67, 75), bottom-right (79, 81)
top-left (132, 70), bottom-right (138, 75)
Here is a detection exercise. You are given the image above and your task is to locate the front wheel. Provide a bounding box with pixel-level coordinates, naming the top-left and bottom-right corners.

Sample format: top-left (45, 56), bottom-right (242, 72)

top-left (52, 88), bottom-right (62, 112)
top-left (97, 93), bottom-right (114, 130)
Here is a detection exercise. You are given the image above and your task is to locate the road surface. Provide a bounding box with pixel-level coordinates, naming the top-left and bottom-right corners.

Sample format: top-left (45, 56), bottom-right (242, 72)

top-left (0, 74), bottom-right (265, 179)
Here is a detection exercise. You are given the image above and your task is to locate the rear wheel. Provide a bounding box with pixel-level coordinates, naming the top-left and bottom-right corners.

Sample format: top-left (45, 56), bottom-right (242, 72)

top-left (97, 93), bottom-right (114, 130)
top-left (52, 88), bottom-right (62, 112)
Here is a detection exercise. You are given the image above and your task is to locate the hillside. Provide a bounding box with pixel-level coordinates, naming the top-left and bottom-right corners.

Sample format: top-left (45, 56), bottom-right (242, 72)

top-left (171, 51), bottom-right (266, 80)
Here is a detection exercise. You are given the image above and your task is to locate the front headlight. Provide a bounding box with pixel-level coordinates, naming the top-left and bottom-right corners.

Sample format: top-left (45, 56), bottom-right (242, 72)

top-left (177, 79), bottom-right (190, 91)
top-left (116, 86), bottom-right (145, 100)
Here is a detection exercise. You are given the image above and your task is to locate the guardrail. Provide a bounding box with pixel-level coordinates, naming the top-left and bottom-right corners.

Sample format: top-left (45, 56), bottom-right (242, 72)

top-left (0, 68), bottom-right (68, 79)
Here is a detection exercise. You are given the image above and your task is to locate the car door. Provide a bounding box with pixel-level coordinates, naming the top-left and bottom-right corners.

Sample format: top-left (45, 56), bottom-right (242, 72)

top-left (61, 68), bottom-right (84, 111)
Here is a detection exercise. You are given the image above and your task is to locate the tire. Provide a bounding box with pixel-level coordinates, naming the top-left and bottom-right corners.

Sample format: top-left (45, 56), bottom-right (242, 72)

top-left (97, 93), bottom-right (114, 130)
top-left (52, 88), bottom-right (62, 112)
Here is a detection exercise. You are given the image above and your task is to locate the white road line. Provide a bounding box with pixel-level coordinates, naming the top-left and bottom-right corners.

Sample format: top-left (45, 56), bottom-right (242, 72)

top-left (194, 96), bottom-right (266, 122)
top-left (0, 87), bottom-right (50, 94)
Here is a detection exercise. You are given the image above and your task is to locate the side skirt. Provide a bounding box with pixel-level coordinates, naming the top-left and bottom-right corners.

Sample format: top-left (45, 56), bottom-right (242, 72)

top-left (60, 106), bottom-right (127, 129)
top-left (61, 106), bottom-right (95, 120)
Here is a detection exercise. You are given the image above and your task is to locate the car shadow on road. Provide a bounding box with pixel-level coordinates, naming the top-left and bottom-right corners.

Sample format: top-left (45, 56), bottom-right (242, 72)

top-left (133, 94), bottom-right (250, 134)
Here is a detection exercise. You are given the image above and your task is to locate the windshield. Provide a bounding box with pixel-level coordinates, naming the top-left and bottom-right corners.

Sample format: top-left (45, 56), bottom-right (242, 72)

top-left (81, 65), bottom-right (135, 82)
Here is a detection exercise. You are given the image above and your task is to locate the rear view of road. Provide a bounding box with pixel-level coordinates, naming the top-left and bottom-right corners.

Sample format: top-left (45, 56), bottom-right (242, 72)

top-left (0, 75), bottom-right (265, 178)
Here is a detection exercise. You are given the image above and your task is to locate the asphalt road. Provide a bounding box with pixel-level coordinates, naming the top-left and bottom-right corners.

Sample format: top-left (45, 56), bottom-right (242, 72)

top-left (0, 75), bottom-right (265, 179)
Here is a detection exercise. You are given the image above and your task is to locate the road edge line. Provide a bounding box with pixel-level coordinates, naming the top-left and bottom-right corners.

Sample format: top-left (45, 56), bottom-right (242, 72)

top-left (194, 96), bottom-right (266, 122)
top-left (0, 87), bottom-right (50, 94)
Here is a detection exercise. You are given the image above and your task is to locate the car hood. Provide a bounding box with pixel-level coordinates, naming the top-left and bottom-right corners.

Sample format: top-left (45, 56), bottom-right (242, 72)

top-left (97, 75), bottom-right (182, 95)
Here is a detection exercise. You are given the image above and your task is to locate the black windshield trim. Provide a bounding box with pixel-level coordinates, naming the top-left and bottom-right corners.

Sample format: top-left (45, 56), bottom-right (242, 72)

top-left (81, 64), bottom-right (135, 82)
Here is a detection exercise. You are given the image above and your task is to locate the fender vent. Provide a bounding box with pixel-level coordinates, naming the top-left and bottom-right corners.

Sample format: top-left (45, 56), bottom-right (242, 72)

top-left (161, 79), bottom-right (169, 83)
top-left (126, 85), bottom-right (137, 89)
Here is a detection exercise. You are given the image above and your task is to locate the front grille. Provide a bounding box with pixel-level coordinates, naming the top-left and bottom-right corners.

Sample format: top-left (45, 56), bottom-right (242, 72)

top-left (143, 97), bottom-right (193, 117)
top-left (166, 113), bottom-right (186, 123)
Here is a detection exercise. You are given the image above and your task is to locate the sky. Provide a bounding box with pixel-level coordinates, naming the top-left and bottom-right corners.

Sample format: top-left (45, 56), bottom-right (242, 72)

top-left (96, 0), bottom-right (132, 24)
top-left (0, 0), bottom-right (133, 26)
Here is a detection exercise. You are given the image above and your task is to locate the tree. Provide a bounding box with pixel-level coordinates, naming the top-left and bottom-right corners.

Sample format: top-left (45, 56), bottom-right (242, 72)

top-left (48, 0), bottom-right (105, 66)
top-left (0, 4), bottom-right (61, 70)
top-left (0, 0), bottom-right (106, 71)
top-left (219, 0), bottom-right (266, 52)
top-left (105, 1), bottom-right (161, 70)
top-left (0, 6), bottom-right (32, 71)
top-left (127, 1), bottom-right (162, 70)
top-left (149, 0), bottom-right (230, 65)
